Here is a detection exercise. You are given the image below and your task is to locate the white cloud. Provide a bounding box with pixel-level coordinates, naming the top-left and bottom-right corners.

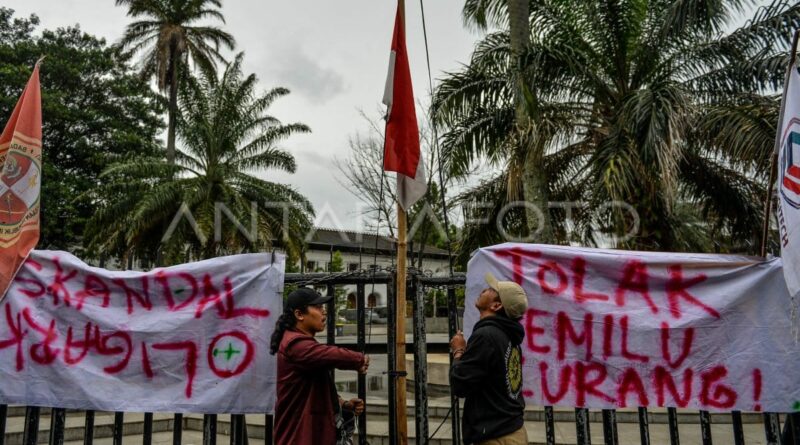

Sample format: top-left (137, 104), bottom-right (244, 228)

top-left (266, 44), bottom-right (346, 103)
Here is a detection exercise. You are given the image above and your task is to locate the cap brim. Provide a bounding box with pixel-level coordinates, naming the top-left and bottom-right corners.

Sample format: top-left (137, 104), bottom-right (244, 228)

top-left (309, 294), bottom-right (333, 305)
top-left (485, 272), bottom-right (500, 291)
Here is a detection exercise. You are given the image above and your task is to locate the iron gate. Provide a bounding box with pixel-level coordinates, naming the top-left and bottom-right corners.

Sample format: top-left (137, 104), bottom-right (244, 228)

top-left (2, 270), bottom-right (800, 445)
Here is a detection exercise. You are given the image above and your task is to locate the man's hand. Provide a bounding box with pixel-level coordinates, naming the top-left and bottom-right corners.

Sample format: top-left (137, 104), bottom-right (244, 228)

top-left (345, 398), bottom-right (365, 416)
top-left (358, 355), bottom-right (370, 374)
top-left (450, 330), bottom-right (466, 351)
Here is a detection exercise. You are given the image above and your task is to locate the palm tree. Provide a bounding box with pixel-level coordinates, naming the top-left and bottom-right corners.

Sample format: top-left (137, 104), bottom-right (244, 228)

top-left (435, 0), bottom-right (800, 254)
top-left (116, 0), bottom-right (235, 165)
top-left (86, 54), bottom-right (314, 263)
top-left (507, 0), bottom-right (554, 242)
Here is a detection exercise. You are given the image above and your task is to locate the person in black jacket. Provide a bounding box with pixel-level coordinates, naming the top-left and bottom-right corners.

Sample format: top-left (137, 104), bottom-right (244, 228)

top-left (450, 272), bottom-right (529, 445)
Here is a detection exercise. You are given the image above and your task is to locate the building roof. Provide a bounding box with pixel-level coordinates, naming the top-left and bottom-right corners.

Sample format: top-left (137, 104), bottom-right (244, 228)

top-left (305, 228), bottom-right (451, 259)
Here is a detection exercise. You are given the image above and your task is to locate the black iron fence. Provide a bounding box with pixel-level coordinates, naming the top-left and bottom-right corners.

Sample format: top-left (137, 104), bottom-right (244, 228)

top-left (3, 271), bottom-right (800, 445)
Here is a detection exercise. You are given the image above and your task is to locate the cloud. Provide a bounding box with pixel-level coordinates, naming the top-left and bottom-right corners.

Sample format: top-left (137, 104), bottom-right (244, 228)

top-left (267, 46), bottom-right (346, 103)
top-left (293, 149), bottom-right (333, 165)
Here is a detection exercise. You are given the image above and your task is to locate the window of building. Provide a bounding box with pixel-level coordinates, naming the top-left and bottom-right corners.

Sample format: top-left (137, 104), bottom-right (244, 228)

top-left (305, 260), bottom-right (316, 272)
top-left (348, 263), bottom-right (359, 272)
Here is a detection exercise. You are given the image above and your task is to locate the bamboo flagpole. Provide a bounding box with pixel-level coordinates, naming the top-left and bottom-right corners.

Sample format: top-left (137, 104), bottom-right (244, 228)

top-left (393, 2), bottom-right (410, 441)
top-left (382, 0), bottom-right (427, 442)
top-left (395, 205), bottom-right (409, 444)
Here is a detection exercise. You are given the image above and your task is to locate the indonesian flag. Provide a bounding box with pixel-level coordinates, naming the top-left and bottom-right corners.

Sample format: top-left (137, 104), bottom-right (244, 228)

top-left (383, 3), bottom-right (426, 211)
top-left (0, 63), bottom-right (42, 301)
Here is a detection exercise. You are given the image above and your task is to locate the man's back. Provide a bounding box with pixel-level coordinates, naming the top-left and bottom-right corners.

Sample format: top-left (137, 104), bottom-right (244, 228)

top-left (450, 315), bottom-right (526, 444)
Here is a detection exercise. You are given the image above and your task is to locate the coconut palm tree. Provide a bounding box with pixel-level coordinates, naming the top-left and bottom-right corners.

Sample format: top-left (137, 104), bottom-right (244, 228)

top-left (507, 0), bottom-right (554, 242)
top-left (435, 0), bottom-right (800, 254)
top-left (86, 54), bottom-right (313, 263)
top-left (116, 0), bottom-right (235, 165)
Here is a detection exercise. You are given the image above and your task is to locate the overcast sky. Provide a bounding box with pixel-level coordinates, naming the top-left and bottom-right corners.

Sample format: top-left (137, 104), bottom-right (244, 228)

top-left (3, 1), bottom-right (773, 234)
top-left (3, 0), bottom-right (479, 232)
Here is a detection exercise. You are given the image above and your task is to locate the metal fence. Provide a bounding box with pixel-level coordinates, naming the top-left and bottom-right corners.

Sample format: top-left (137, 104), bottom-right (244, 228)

top-left (3, 271), bottom-right (800, 445)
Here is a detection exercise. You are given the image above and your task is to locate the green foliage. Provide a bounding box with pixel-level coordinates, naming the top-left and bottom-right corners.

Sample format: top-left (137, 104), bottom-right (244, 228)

top-left (424, 289), bottom-right (445, 317)
top-left (424, 288), bottom-right (465, 316)
top-left (325, 251), bottom-right (348, 300)
top-left (116, 0), bottom-right (235, 164)
top-left (0, 8), bottom-right (163, 252)
top-left (86, 54), bottom-right (314, 263)
top-left (435, 0), bottom-right (799, 255)
top-left (407, 181), bottom-right (462, 270)
top-left (115, 0), bottom-right (234, 91)
top-left (329, 250), bottom-right (344, 272)
top-left (284, 249), bottom-right (301, 273)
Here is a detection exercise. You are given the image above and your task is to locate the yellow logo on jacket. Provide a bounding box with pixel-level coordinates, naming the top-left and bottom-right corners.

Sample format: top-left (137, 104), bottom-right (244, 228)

top-left (505, 344), bottom-right (522, 399)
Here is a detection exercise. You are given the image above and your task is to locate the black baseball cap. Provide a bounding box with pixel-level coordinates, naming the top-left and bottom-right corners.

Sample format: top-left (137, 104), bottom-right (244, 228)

top-left (286, 288), bottom-right (332, 311)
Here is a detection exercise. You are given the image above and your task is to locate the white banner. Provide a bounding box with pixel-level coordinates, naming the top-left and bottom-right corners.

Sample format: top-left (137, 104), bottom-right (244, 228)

top-left (466, 243), bottom-right (800, 412)
top-left (0, 250), bottom-right (283, 414)
top-left (778, 63), bottom-right (800, 299)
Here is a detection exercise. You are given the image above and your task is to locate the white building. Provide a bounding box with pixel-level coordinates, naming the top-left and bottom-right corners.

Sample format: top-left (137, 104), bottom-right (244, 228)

top-left (299, 228), bottom-right (452, 308)
top-left (85, 227), bottom-right (452, 310)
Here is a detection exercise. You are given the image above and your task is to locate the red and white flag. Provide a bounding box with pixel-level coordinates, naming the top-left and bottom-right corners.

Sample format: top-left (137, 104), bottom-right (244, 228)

top-left (0, 63), bottom-right (42, 300)
top-left (383, 3), bottom-right (426, 211)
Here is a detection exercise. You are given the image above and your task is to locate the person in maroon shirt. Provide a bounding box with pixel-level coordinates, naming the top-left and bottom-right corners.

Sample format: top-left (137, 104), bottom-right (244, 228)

top-left (270, 287), bottom-right (369, 445)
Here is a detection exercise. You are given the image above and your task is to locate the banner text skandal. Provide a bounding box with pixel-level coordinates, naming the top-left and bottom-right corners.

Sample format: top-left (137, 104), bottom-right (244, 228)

top-left (0, 250), bottom-right (283, 414)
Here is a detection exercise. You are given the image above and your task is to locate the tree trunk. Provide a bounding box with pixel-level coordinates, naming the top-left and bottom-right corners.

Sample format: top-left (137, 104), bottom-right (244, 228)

top-left (508, 0), bottom-right (554, 242)
top-left (508, 0), bottom-right (529, 56)
top-left (166, 52), bottom-right (179, 166)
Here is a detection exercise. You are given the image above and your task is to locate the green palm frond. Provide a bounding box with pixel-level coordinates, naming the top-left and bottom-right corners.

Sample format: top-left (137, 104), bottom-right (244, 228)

top-left (440, 106), bottom-right (514, 177)
top-left (462, 0), bottom-right (510, 30)
top-left (101, 158), bottom-right (189, 179)
top-left (657, 0), bottom-right (738, 40)
top-left (231, 123), bottom-right (310, 162)
top-left (694, 94), bottom-right (779, 171)
top-left (88, 57), bottom-right (314, 262)
top-left (116, 0), bottom-right (236, 165)
top-left (678, 149), bottom-right (763, 246)
top-left (235, 148), bottom-right (297, 173)
top-left (437, 0), bottom-right (784, 256)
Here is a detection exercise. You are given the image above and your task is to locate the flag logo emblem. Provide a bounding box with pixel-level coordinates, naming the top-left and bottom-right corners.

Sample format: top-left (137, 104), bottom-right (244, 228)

top-left (780, 119), bottom-right (800, 208)
top-left (0, 151), bottom-right (40, 228)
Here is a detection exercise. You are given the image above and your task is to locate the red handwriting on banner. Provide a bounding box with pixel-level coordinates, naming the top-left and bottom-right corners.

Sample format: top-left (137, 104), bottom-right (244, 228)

top-left (0, 304), bottom-right (26, 371)
top-left (493, 247), bottom-right (761, 411)
top-left (13, 256), bottom-right (270, 320)
top-left (152, 341), bottom-right (197, 398)
top-left (523, 308), bottom-right (744, 409)
top-left (0, 254), bottom-right (275, 404)
top-left (207, 331), bottom-right (255, 378)
top-left (22, 307), bottom-right (60, 364)
top-left (64, 323), bottom-right (92, 365)
top-left (48, 257), bottom-right (79, 307)
top-left (0, 301), bottom-right (263, 399)
top-left (112, 278), bottom-right (153, 315)
top-left (528, 354), bottom-right (753, 410)
top-left (494, 248), bottom-right (714, 319)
